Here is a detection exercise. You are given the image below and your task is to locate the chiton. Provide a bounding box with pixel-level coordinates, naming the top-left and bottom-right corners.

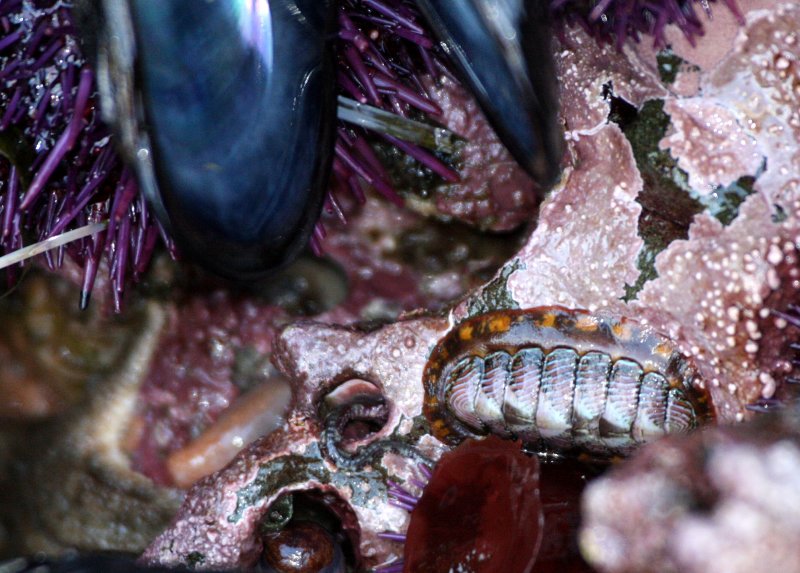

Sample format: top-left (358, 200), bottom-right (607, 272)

top-left (423, 306), bottom-right (712, 455)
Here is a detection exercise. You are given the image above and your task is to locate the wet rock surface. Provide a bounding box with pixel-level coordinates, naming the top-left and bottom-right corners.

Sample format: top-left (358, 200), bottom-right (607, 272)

top-left (1, 1), bottom-right (800, 571)
top-left (4, 302), bottom-right (183, 555)
top-left (581, 405), bottom-right (800, 573)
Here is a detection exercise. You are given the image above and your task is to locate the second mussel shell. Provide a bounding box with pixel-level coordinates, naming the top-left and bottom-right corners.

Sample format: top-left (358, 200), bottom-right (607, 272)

top-left (415, 0), bottom-right (562, 189)
top-left (88, 0), bottom-right (337, 280)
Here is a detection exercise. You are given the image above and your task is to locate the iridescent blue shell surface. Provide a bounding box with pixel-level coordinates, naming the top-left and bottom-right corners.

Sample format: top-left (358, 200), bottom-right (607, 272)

top-left (415, 0), bottom-right (562, 188)
top-left (89, 0), bottom-right (337, 279)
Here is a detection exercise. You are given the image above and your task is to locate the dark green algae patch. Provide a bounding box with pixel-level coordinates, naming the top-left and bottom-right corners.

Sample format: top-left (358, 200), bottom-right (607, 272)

top-left (229, 443), bottom-right (390, 524)
top-left (184, 551), bottom-right (206, 568)
top-left (609, 95), bottom-right (756, 301)
top-left (656, 49), bottom-right (692, 85)
top-left (467, 259), bottom-right (522, 317)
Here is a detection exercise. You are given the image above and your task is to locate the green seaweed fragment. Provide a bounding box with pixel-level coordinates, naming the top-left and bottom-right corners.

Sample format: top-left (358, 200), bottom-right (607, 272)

top-left (467, 258), bottom-right (522, 316)
top-left (184, 551), bottom-right (205, 569)
top-left (611, 94), bottom-right (754, 300)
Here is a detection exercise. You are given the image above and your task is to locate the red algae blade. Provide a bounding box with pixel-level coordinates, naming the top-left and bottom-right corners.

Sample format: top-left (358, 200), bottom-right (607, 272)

top-left (403, 436), bottom-right (543, 573)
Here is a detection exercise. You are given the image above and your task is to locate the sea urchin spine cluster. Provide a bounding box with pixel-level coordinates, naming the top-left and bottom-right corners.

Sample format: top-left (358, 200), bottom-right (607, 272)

top-left (0, 0), bottom-right (742, 308)
top-left (0, 1), bottom-right (166, 310)
top-left (551, 0), bottom-right (743, 48)
top-left (0, 0), bottom-right (455, 308)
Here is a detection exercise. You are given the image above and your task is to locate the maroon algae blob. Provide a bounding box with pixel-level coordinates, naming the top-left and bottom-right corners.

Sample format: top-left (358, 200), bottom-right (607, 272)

top-left (403, 436), bottom-right (543, 573)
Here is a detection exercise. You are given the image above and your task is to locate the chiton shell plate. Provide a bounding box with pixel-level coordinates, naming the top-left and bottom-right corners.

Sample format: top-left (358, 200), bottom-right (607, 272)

top-left (423, 306), bottom-right (712, 455)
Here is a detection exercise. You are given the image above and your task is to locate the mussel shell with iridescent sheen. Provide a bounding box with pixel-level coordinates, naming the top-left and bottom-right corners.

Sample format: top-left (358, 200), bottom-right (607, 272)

top-left (415, 0), bottom-right (562, 188)
top-left (76, 0), bottom-right (337, 279)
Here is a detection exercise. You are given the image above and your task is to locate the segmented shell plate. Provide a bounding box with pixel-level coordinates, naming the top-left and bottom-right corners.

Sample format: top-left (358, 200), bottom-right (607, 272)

top-left (423, 306), bottom-right (712, 455)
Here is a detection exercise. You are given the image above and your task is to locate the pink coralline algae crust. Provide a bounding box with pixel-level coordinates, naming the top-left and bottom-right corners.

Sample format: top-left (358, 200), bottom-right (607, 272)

top-left (634, 3), bottom-right (800, 422)
top-left (501, 125), bottom-right (643, 315)
top-left (659, 99), bottom-right (762, 193)
top-left (274, 316), bottom-right (452, 568)
top-left (663, 2), bottom-right (800, 202)
top-left (140, 421), bottom-right (323, 569)
top-left (633, 200), bottom-right (800, 422)
top-left (457, 26), bottom-right (659, 319)
top-left (416, 78), bottom-right (541, 232)
top-left (141, 316), bottom-right (450, 571)
top-left (274, 316), bottom-right (448, 432)
top-left (581, 406), bottom-right (800, 573)
top-left (704, 3), bottom-right (800, 203)
top-left (556, 25), bottom-right (667, 134)
top-left (665, 0), bottom-right (783, 71)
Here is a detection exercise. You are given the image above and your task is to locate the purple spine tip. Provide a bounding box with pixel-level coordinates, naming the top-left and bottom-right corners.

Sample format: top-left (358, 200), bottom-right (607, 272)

top-left (552, 0), bottom-right (744, 49)
top-left (746, 399), bottom-right (785, 413)
top-left (1, 0), bottom-right (462, 306)
top-left (20, 67), bottom-right (93, 211)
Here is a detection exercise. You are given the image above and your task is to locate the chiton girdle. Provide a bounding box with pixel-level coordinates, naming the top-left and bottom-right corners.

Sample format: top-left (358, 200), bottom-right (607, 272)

top-left (423, 306), bottom-right (712, 455)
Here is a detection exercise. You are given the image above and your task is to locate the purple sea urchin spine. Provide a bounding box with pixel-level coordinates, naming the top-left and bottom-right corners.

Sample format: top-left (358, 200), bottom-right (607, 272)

top-left (0, 1), bottom-right (163, 310)
top-left (19, 67), bottom-right (93, 212)
top-left (330, 0), bottom-right (459, 219)
top-left (375, 463), bottom-right (431, 573)
top-left (551, 0), bottom-right (744, 48)
top-left (0, 0), bottom-right (456, 304)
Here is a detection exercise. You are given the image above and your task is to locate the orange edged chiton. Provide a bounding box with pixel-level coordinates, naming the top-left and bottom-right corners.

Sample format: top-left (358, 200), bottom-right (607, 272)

top-left (423, 306), bottom-right (712, 455)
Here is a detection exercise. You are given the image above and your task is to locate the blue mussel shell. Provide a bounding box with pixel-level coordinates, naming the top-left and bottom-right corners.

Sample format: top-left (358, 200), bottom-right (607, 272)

top-left (415, 0), bottom-right (562, 188)
top-left (83, 0), bottom-right (560, 280)
top-left (88, 0), bottom-right (337, 280)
